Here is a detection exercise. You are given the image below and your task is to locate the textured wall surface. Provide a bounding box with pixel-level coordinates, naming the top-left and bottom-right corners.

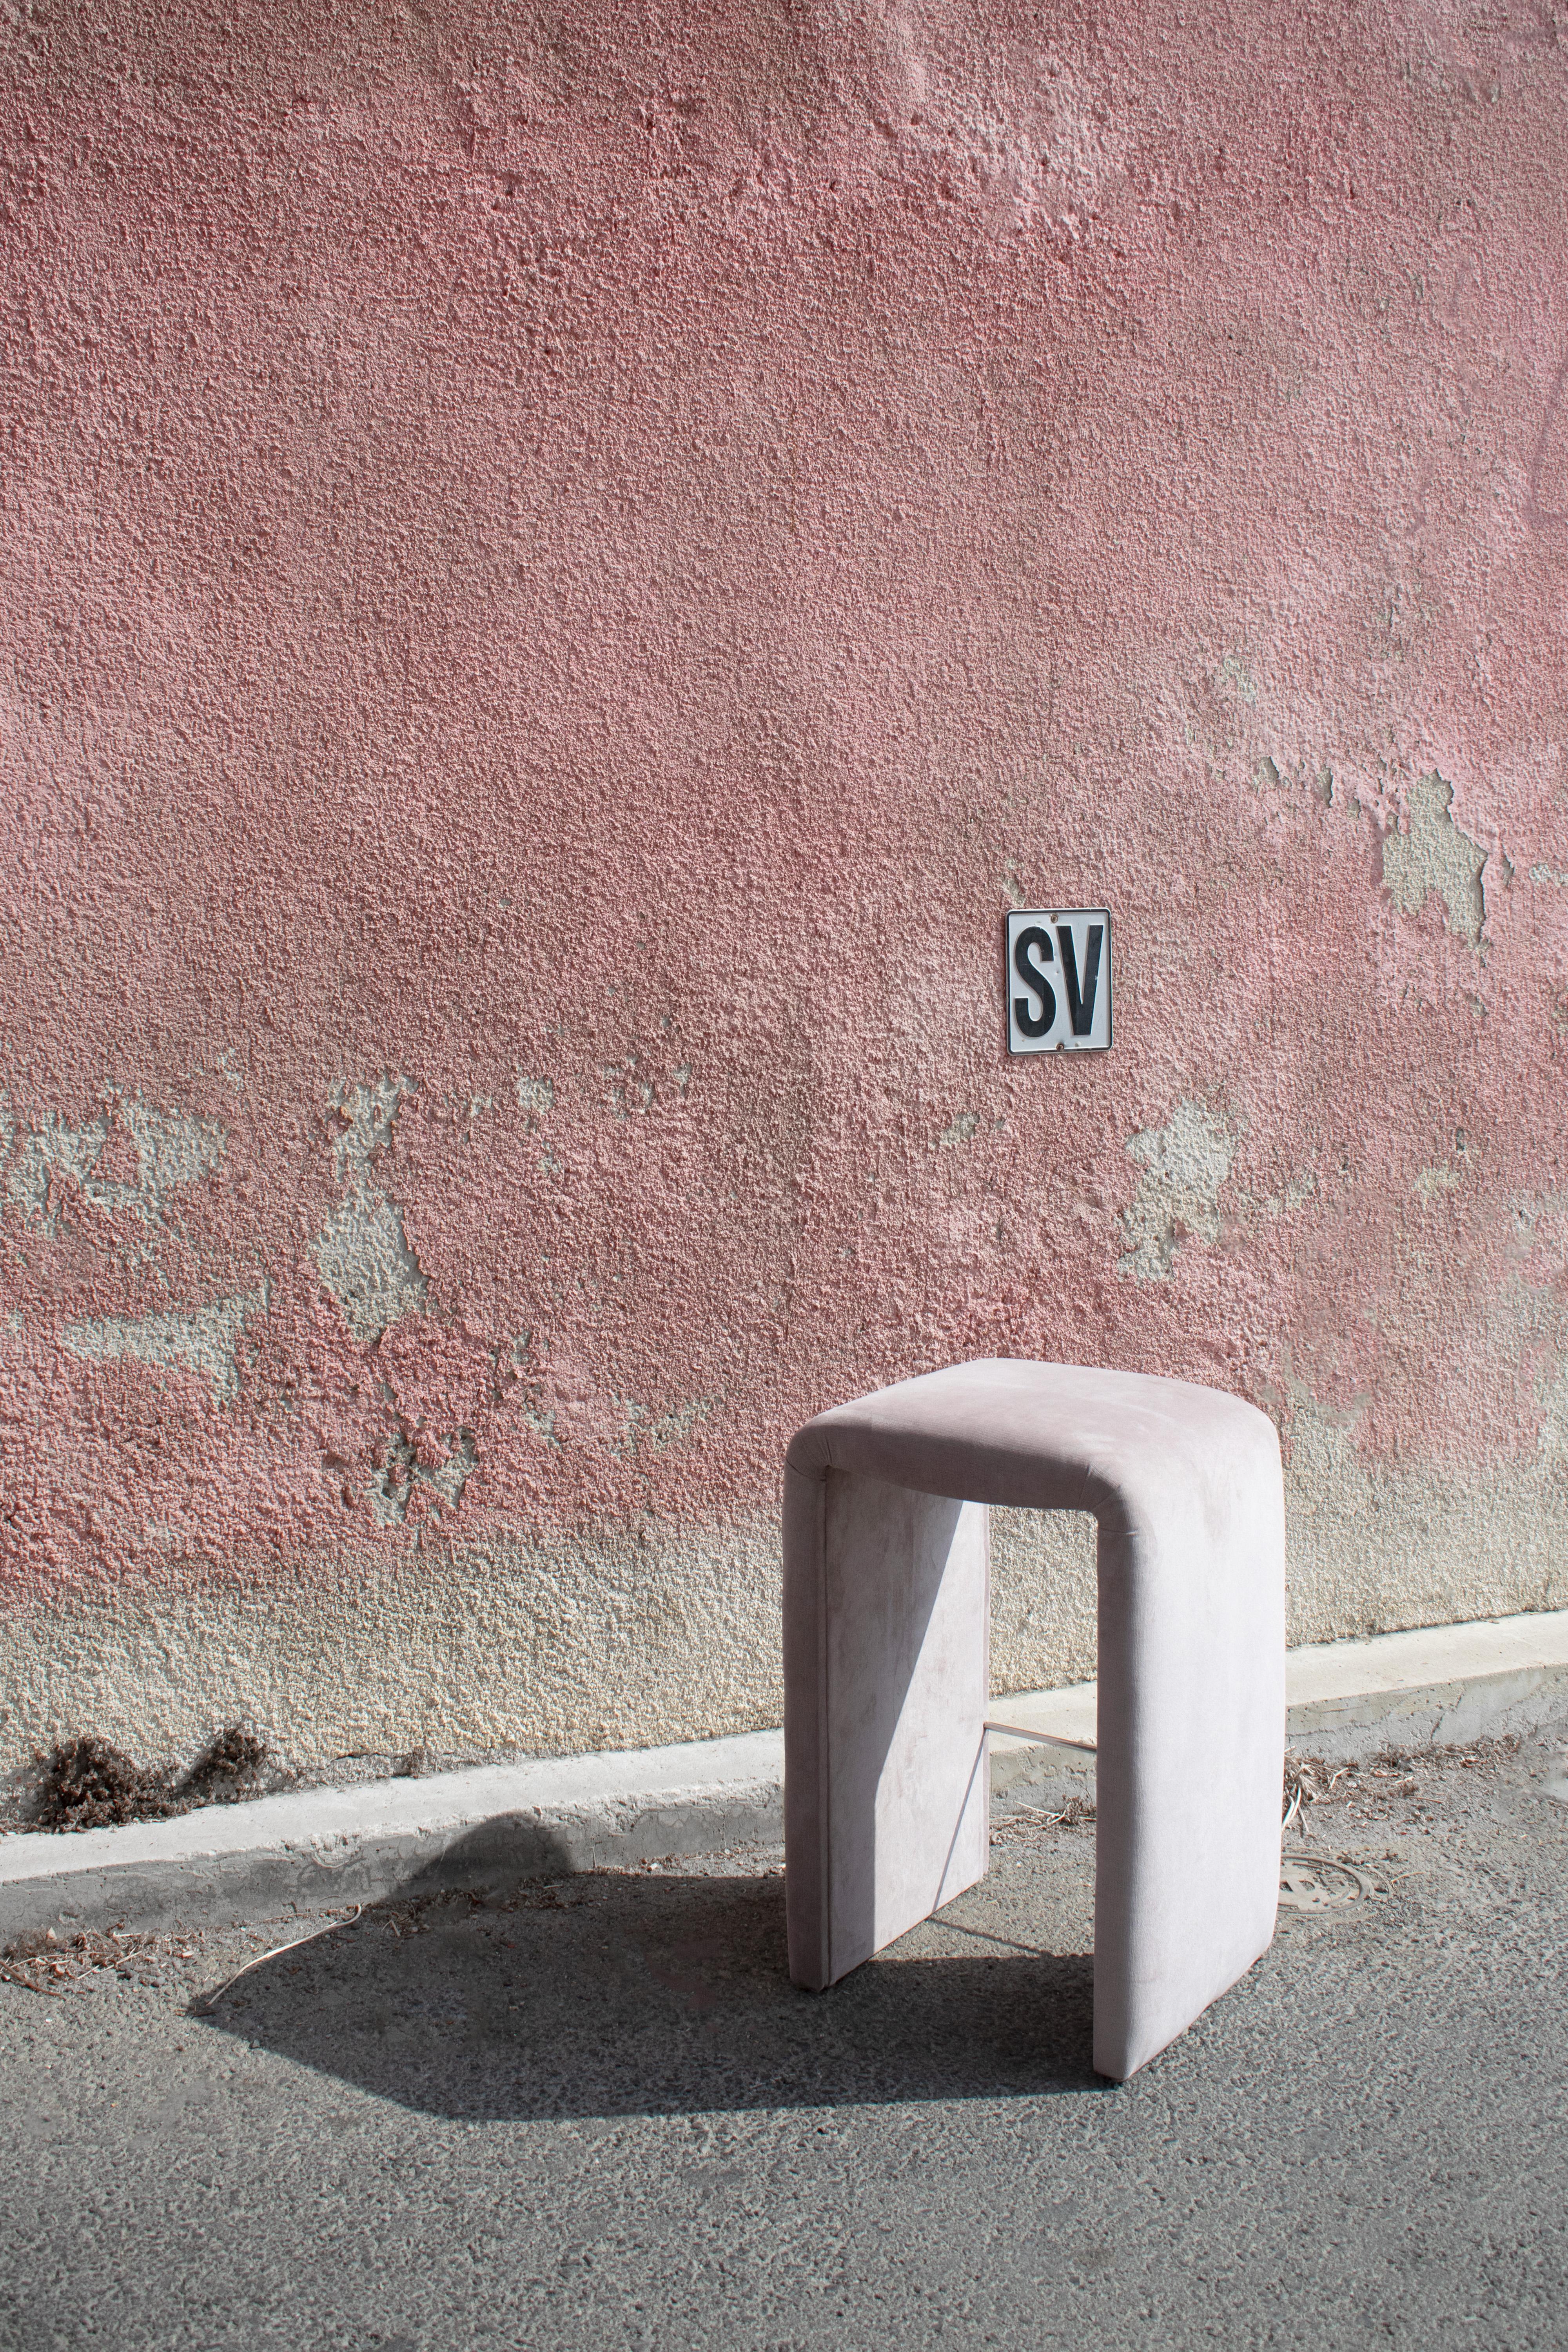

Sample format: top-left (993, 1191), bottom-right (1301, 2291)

top-left (3, 1), bottom-right (1568, 1776)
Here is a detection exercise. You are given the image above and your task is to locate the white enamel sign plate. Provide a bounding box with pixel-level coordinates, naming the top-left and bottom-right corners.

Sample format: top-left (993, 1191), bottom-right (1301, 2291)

top-left (1005, 909), bottom-right (1112, 1054)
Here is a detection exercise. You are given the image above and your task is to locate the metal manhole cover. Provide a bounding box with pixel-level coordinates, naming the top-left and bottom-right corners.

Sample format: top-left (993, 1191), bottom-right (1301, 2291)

top-left (1278, 1855), bottom-right (1389, 1913)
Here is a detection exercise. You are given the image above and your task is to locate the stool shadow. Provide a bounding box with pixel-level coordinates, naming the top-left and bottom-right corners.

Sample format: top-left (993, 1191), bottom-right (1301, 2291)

top-left (197, 1848), bottom-right (1098, 2120)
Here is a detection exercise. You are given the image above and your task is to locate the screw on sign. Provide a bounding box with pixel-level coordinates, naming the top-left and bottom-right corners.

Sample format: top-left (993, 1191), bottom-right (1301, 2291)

top-left (1005, 910), bottom-right (1113, 1054)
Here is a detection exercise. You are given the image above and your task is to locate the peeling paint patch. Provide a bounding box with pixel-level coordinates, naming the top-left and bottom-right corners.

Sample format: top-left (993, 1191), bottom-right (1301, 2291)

top-left (61, 1285), bottom-right (268, 1405)
top-left (1217, 650), bottom-right (1257, 704)
top-left (1383, 772), bottom-right (1488, 948)
top-left (312, 1075), bottom-right (430, 1343)
top-left (1529, 862), bottom-right (1568, 887)
top-left (1258, 1171), bottom-right (1316, 1218)
top-left (613, 1396), bottom-right (712, 1458)
top-left (519, 1393), bottom-right (559, 1445)
top-left (327, 1073), bottom-right (410, 1187)
top-left (885, 37), bottom-right (1124, 241)
top-left (938, 1110), bottom-right (979, 1147)
top-left (124, 1103), bottom-right (227, 1210)
top-left (8, 1112), bottom-right (109, 1232)
top-left (1117, 1098), bottom-right (1237, 1281)
top-left (515, 1074), bottom-right (555, 1117)
top-left (313, 1193), bottom-right (428, 1344)
top-left (1414, 1163), bottom-right (1463, 1200)
top-left (505, 1337), bottom-right (561, 1446)
top-left (4, 1100), bottom-right (226, 1233)
top-left (1252, 754), bottom-right (1341, 808)
top-left (369, 1427), bottom-right (477, 1526)
top-left (602, 1059), bottom-right (654, 1118)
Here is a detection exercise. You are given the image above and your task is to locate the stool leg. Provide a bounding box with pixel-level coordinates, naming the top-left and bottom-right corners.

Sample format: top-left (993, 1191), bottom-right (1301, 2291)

top-left (785, 1468), bottom-right (989, 1989)
top-left (1091, 1445), bottom-right (1285, 2080)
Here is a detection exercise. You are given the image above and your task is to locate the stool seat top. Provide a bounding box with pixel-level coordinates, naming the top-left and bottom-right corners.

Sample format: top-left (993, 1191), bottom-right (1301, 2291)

top-left (785, 1357), bottom-right (1278, 1521)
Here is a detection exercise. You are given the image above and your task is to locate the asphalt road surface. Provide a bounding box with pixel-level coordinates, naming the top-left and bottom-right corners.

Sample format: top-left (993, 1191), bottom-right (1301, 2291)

top-left (2, 1720), bottom-right (1565, 2351)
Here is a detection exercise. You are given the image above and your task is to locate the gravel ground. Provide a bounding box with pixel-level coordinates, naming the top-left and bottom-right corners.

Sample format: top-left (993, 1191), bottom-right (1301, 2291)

top-left (1, 1722), bottom-right (1564, 2351)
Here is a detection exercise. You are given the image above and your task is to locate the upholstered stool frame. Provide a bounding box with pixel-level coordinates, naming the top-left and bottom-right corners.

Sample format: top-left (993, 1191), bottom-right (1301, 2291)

top-left (782, 1359), bottom-right (1286, 2080)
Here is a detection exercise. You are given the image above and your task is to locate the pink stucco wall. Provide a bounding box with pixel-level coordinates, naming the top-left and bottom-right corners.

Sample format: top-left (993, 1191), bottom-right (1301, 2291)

top-left (3, 1), bottom-right (1567, 1769)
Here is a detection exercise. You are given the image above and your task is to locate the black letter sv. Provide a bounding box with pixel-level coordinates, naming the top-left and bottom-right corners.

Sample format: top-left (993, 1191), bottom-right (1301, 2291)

top-left (1058, 923), bottom-right (1103, 1037)
top-left (1013, 926), bottom-right (1056, 1038)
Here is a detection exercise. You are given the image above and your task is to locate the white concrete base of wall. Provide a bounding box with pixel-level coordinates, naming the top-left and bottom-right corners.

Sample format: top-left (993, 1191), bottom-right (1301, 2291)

top-left (3, 1610), bottom-right (1566, 1944)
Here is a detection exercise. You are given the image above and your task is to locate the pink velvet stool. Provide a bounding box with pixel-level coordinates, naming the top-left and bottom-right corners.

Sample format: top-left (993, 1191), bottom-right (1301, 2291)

top-left (782, 1359), bottom-right (1286, 2080)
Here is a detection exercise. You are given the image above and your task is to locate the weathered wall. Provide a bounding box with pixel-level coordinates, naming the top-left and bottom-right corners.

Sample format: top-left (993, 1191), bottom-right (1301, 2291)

top-left (4, 0), bottom-right (1568, 1776)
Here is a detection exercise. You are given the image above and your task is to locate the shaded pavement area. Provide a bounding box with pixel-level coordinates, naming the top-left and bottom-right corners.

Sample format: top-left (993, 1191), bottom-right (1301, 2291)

top-left (2, 1724), bottom-right (1565, 2349)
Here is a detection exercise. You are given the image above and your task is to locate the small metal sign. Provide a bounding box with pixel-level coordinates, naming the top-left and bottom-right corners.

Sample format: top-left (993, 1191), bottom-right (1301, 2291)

top-left (1005, 909), bottom-right (1112, 1054)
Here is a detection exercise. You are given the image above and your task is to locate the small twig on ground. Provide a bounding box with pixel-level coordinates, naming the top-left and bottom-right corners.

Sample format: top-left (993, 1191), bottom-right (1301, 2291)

top-left (990, 1796), bottom-right (1096, 1845)
top-left (0, 1961), bottom-right (70, 1998)
top-left (194, 1907), bottom-right (361, 2015)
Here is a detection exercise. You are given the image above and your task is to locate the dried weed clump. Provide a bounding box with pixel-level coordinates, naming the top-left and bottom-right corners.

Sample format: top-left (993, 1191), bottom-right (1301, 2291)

top-left (32, 1728), bottom-right (273, 1832)
top-left (990, 1795), bottom-right (1096, 1847)
top-left (33, 1737), bottom-right (177, 1829)
top-left (0, 1924), bottom-right (196, 1998)
top-left (1282, 1733), bottom-right (1521, 1831)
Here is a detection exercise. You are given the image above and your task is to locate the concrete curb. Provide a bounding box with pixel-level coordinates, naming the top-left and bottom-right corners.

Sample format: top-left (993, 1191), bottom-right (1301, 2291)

top-left (0, 1732), bottom-right (784, 1942)
top-left (4, 1610), bottom-right (1566, 1942)
top-left (1280, 1609), bottom-right (1568, 1760)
